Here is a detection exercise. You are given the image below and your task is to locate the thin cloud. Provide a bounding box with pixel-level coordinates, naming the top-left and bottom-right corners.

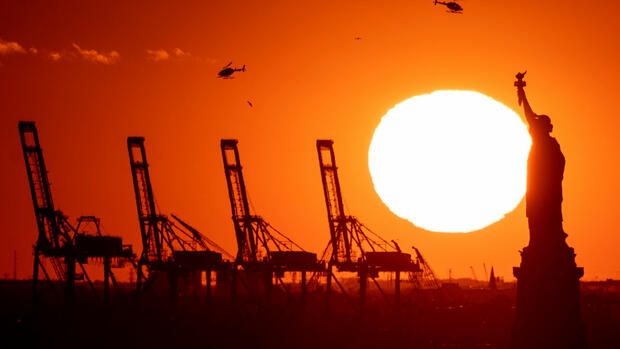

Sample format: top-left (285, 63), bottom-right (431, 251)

top-left (0, 39), bottom-right (27, 55)
top-left (146, 49), bottom-right (169, 62)
top-left (72, 43), bottom-right (119, 64)
top-left (146, 48), bottom-right (198, 62)
top-left (49, 52), bottom-right (61, 61)
top-left (173, 48), bottom-right (189, 57)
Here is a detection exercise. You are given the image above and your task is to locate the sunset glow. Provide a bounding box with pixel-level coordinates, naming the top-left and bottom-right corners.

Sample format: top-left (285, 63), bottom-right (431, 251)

top-left (369, 91), bottom-right (532, 233)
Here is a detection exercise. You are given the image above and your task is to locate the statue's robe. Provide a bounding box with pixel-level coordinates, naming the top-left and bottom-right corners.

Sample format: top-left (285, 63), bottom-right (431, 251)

top-left (526, 118), bottom-right (566, 246)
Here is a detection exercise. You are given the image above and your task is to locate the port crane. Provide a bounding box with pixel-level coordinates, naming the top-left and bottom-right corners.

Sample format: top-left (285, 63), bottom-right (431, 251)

top-left (316, 140), bottom-right (423, 311)
top-left (409, 246), bottom-right (441, 289)
top-left (220, 139), bottom-right (324, 304)
top-left (19, 121), bottom-right (133, 305)
top-left (127, 137), bottom-right (232, 303)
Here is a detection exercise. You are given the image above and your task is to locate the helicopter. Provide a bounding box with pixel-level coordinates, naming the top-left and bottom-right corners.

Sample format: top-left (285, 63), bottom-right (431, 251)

top-left (434, 0), bottom-right (463, 14)
top-left (218, 62), bottom-right (246, 79)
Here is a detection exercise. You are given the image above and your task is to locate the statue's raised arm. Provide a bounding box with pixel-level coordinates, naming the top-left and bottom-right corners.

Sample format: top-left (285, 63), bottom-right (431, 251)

top-left (514, 71), bottom-right (537, 125)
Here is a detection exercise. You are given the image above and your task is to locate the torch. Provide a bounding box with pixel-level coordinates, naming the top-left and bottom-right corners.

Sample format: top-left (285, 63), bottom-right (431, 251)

top-left (514, 71), bottom-right (527, 106)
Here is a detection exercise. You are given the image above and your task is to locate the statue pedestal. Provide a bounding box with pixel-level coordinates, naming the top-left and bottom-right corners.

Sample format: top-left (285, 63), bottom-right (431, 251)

top-left (512, 243), bottom-right (587, 349)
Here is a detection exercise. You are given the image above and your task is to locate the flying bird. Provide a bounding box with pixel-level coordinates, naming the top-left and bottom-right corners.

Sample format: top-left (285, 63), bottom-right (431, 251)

top-left (247, 101), bottom-right (253, 107)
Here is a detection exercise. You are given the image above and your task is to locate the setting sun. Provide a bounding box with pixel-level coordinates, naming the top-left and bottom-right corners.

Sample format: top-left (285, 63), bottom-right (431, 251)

top-left (369, 91), bottom-right (532, 233)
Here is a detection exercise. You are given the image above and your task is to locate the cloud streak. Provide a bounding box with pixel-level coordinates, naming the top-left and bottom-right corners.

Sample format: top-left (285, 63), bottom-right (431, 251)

top-left (146, 47), bottom-right (194, 62)
top-left (49, 52), bottom-right (61, 61)
top-left (0, 39), bottom-right (26, 55)
top-left (72, 43), bottom-right (119, 64)
top-left (1, 40), bottom-right (211, 65)
top-left (146, 49), bottom-right (169, 61)
top-left (173, 48), bottom-right (189, 58)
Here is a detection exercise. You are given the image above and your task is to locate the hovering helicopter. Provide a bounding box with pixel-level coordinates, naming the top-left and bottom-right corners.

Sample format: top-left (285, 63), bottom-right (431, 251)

top-left (434, 0), bottom-right (463, 14)
top-left (218, 62), bottom-right (246, 79)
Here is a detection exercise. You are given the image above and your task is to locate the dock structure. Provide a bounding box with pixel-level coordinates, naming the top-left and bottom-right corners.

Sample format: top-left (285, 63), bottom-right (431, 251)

top-left (19, 121), bottom-right (134, 306)
top-left (128, 137), bottom-right (233, 305)
top-left (220, 139), bottom-right (324, 305)
top-left (316, 140), bottom-right (422, 312)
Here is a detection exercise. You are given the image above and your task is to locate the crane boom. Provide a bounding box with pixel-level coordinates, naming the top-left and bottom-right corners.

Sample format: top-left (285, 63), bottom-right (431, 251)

top-left (19, 121), bottom-right (71, 250)
top-left (21, 122), bottom-right (134, 304)
top-left (221, 139), bottom-right (258, 262)
top-left (220, 139), bottom-right (318, 270)
top-left (316, 140), bottom-right (423, 311)
top-left (316, 140), bottom-right (422, 273)
top-left (127, 137), bottom-right (163, 262)
top-left (19, 121), bottom-right (75, 285)
top-left (470, 266), bottom-right (478, 281)
top-left (316, 140), bottom-right (352, 263)
top-left (128, 137), bottom-right (227, 298)
top-left (317, 140), bottom-right (402, 267)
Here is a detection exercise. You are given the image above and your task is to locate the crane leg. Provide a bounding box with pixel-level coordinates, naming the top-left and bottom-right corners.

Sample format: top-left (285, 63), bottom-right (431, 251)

top-left (169, 269), bottom-right (178, 310)
top-left (32, 249), bottom-right (39, 306)
top-left (360, 267), bottom-right (367, 316)
top-left (64, 254), bottom-right (76, 305)
top-left (110, 269), bottom-right (120, 292)
top-left (104, 256), bottom-right (110, 305)
top-left (136, 260), bottom-right (143, 300)
top-left (205, 270), bottom-right (212, 305)
top-left (326, 265), bottom-right (332, 312)
top-left (264, 269), bottom-right (272, 306)
top-left (395, 271), bottom-right (401, 312)
top-left (301, 270), bottom-right (307, 309)
top-left (231, 267), bottom-right (237, 305)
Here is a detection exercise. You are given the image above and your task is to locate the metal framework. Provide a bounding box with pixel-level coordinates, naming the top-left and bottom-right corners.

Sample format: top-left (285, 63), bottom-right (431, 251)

top-left (19, 121), bottom-right (133, 304)
top-left (316, 140), bottom-right (418, 271)
top-left (20, 121), bottom-right (75, 300)
top-left (127, 137), bottom-right (230, 300)
top-left (410, 246), bottom-right (441, 289)
top-left (220, 139), bottom-right (323, 302)
top-left (316, 139), bottom-right (422, 310)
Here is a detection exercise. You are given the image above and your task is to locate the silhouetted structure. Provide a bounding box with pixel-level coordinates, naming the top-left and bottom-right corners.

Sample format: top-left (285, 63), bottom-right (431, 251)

top-left (316, 140), bottom-right (424, 312)
top-left (489, 267), bottom-right (496, 290)
top-left (127, 137), bottom-right (232, 304)
top-left (220, 139), bottom-right (323, 304)
top-left (19, 121), bottom-right (133, 305)
top-left (434, 0), bottom-right (463, 14)
top-left (511, 73), bottom-right (586, 348)
top-left (411, 246), bottom-right (442, 289)
top-left (218, 62), bottom-right (246, 79)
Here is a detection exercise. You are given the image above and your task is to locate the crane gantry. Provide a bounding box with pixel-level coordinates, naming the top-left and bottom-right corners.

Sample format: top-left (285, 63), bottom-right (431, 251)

top-left (127, 137), bottom-right (232, 302)
top-left (19, 121), bottom-right (133, 305)
top-left (220, 139), bottom-right (323, 303)
top-left (316, 139), bottom-right (422, 310)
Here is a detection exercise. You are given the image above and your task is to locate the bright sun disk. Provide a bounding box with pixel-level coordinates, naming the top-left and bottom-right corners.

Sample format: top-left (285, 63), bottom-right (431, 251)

top-left (368, 90), bottom-right (531, 233)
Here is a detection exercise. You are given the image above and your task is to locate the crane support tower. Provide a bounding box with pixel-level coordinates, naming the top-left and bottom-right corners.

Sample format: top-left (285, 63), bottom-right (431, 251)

top-left (220, 139), bottom-right (324, 303)
top-left (19, 121), bottom-right (133, 305)
top-left (127, 137), bottom-right (232, 303)
top-left (316, 139), bottom-right (422, 311)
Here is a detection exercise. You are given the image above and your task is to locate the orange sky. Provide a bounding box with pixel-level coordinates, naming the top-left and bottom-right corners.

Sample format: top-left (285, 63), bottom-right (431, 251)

top-left (1, 0), bottom-right (619, 281)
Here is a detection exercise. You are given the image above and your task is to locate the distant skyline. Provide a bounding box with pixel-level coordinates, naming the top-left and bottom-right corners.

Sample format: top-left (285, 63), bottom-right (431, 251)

top-left (1, 0), bottom-right (619, 280)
